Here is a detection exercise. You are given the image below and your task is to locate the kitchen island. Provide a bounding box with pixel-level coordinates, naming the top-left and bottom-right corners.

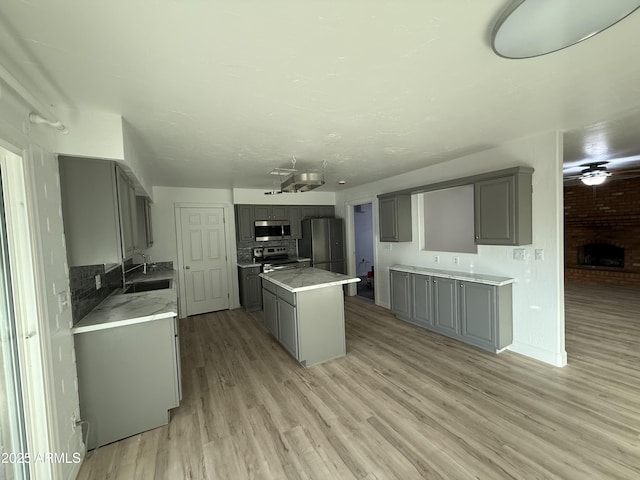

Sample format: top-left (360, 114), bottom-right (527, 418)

top-left (71, 280), bottom-right (180, 450)
top-left (259, 267), bottom-right (359, 367)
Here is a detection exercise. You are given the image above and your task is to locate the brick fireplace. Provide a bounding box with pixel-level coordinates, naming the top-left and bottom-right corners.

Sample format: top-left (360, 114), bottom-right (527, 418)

top-left (564, 176), bottom-right (640, 286)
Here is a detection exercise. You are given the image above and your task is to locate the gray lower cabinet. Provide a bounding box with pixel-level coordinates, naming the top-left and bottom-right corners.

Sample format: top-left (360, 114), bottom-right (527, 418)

top-left (261, 278), bottom-right (345, 366)
top-left (238, 265), bottom-right (262, 311)
top-left (262, 285), bottom-right (278, 337)
top-left (411, 274), bottom-right (433, 327)
top-left (278, 299), bottom-right (298, 358)
top-left (459, 281), bottom-right (512, 351)
top-left (390, 270), bottom-right (411, 321)
top-left (390, 268), bottom-right (512, 353)
top-left (432, 277), bottom-right (459, 337)
top-left (74, 317), bottom-right (180, 449)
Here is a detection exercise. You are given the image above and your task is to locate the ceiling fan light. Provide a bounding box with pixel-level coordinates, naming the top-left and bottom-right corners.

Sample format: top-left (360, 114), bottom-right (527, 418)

top-left (580, 170), bottom-right (611, 186)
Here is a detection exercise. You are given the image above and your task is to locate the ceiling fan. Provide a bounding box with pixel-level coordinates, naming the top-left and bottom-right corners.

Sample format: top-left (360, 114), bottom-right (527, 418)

top-left (563, 161), bottom-right (640, 186)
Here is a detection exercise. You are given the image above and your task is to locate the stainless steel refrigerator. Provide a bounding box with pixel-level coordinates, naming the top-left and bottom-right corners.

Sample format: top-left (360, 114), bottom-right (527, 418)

top-left (299, 218), bottom-right (345, 274)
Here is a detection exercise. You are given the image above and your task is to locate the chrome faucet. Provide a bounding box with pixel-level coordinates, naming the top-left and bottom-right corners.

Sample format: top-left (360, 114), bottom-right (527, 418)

top-left (137, 252), bottom-right (149, 274)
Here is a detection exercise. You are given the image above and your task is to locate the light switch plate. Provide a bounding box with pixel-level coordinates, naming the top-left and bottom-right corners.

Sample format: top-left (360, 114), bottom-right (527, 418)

top-left (513, 248), bottom-right (526, 261)
top-left (535, 249), bottom-right (544, 261)
top-left (95, 274), bottom-right (101, 290)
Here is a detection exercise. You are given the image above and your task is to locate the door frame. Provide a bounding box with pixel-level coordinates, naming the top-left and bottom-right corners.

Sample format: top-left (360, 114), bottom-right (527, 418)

top-left (0, 143), bottom-right (55, 479)
top-left (344, 197), bottom-right (378, 301)
top-left (174, 203), bottom-right (237, 318)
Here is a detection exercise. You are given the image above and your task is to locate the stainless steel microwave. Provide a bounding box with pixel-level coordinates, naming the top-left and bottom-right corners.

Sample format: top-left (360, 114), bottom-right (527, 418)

top-left (254, 220), bottom-right (291, 241)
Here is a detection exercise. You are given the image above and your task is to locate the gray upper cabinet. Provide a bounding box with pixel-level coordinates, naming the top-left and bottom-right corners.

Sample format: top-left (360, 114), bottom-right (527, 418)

top-left (318, 205), bottom-right (335, 217)
top-left (255, 205), bottom-right (288, 220)
top-left (59, 158), bottom-right (137, 265)
top-left (474, 170), bottom-right (532, 246)
top-left (301, 205), bottom-right (335, 219)
top-left (235, 203), bottom-right (334, 241)
top-left (390, 270), bottom-right (411, 321)
top-left (289, 206), bottom-right (302, 239)
top-left (411, 274), bottom-right (433, 327)
top-left (235, 205), bottom-right (255, 242)
top-left (432, 277), bottom-right (458, 336)
top-left (116, 166), bottom-right (137, 258)
top-left (379, 195), bottom-right (412, 242)
top-left (136, 196), bottom-right (153, 249)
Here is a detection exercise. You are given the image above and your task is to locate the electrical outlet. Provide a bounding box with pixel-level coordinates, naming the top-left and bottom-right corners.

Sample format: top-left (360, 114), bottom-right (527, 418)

top-left (513, 248), bottom-right (526, 261)
top-left (434, 255), bottom-right (440, 263)
top-left (95, 274), bottom-right (101, 290)
top-left (452, 256), bottom-right (459, 265)
top-left (535, 249), bottom-right (544, 261)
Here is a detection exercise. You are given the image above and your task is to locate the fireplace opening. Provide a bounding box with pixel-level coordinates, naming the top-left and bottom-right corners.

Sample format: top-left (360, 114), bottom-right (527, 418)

top-left (577, 243), bottom-right (624, 268)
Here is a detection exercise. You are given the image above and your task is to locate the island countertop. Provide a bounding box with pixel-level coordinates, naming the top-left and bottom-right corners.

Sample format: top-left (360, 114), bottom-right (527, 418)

top-left (259, 267), bottom-right (360, 293)
top-left (71, 287), bottom-right (177, 334)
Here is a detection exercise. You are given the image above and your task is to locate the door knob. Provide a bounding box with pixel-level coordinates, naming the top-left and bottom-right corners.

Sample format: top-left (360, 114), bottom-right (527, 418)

top-left (185, 266), bottom-right (190, 270)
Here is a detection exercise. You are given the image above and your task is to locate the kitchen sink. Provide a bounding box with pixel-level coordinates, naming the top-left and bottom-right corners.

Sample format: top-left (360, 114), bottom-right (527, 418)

top-left (123, 279), bottom-right (172, 294)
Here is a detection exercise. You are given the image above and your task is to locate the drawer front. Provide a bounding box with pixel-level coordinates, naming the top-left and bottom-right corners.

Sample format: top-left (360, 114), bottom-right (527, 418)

top-left (277, 286), bottom-right (296, 306)
top-left (244, 265), bottom-right (261, 275)
top-left (263, 278), bottom-right (277, 294)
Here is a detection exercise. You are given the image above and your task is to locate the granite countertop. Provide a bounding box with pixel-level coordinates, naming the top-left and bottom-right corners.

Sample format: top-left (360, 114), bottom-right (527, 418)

top-left (73, 271), bottom-right (178, 334)
top-left (390, 264), bottom-right (514, 286)
top-left (237, 261), bottom-right (262, 268)
top-left (260, 267), bottom-right (360, 293)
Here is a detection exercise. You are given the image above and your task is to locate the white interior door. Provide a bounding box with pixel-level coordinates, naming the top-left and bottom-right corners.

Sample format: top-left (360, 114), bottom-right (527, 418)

top-left (180, 207), bottom-right (229, 316)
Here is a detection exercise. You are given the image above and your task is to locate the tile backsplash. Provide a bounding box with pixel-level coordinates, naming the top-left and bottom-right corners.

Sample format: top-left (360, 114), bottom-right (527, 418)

top-left (69, 264), bottom-right (122, 324)
top-left (70, 260), bottom-right (174, 324)
top-left (237, 239), bottom-right (298, 262)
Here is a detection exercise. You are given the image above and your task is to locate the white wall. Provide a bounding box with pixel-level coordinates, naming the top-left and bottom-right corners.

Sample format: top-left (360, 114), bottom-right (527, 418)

top-left (354, 203), bottom-right (374, 277)
top-left (55, 107), bottom-right (125, 161)
top-left (336, 131), bottom-right (566, 367)
top-left (145, 186), bottom-right (240, 310)
top-left (1, 80), bottom-right (83, 478)
top-left (55, 108), bottom-right (153, 198)
top-left (233, 188), bottom-right (335, 205)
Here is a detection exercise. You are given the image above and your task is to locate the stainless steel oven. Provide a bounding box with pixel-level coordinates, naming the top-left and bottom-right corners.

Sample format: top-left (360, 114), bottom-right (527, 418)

top-left (254, 220), bottom-right (291, 241)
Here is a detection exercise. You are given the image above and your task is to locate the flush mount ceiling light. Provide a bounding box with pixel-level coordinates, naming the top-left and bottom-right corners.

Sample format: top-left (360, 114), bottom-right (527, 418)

top-left (492, 0), bottom-right (640, 59)
top-left (580, 165), bottom-right (611, 186)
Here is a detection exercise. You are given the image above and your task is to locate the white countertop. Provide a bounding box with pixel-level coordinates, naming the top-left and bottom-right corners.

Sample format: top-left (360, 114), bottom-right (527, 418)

top-left (260, 267), bottom-right (360, 292)
top-left (390, 265), bottom-right (515, 286)
top-left (72, 273), bottom-right (178, 335)
top-left (237, 261), bottom-right (262, 268)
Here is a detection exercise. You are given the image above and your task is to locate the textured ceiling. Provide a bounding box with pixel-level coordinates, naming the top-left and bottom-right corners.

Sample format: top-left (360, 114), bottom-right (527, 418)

top-left (2, 1), bottom-right (640, 191)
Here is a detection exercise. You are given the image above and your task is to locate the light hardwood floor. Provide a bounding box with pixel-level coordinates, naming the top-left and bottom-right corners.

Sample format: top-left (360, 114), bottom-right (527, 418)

top-left (77, 283), bottom-right (640, 479)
